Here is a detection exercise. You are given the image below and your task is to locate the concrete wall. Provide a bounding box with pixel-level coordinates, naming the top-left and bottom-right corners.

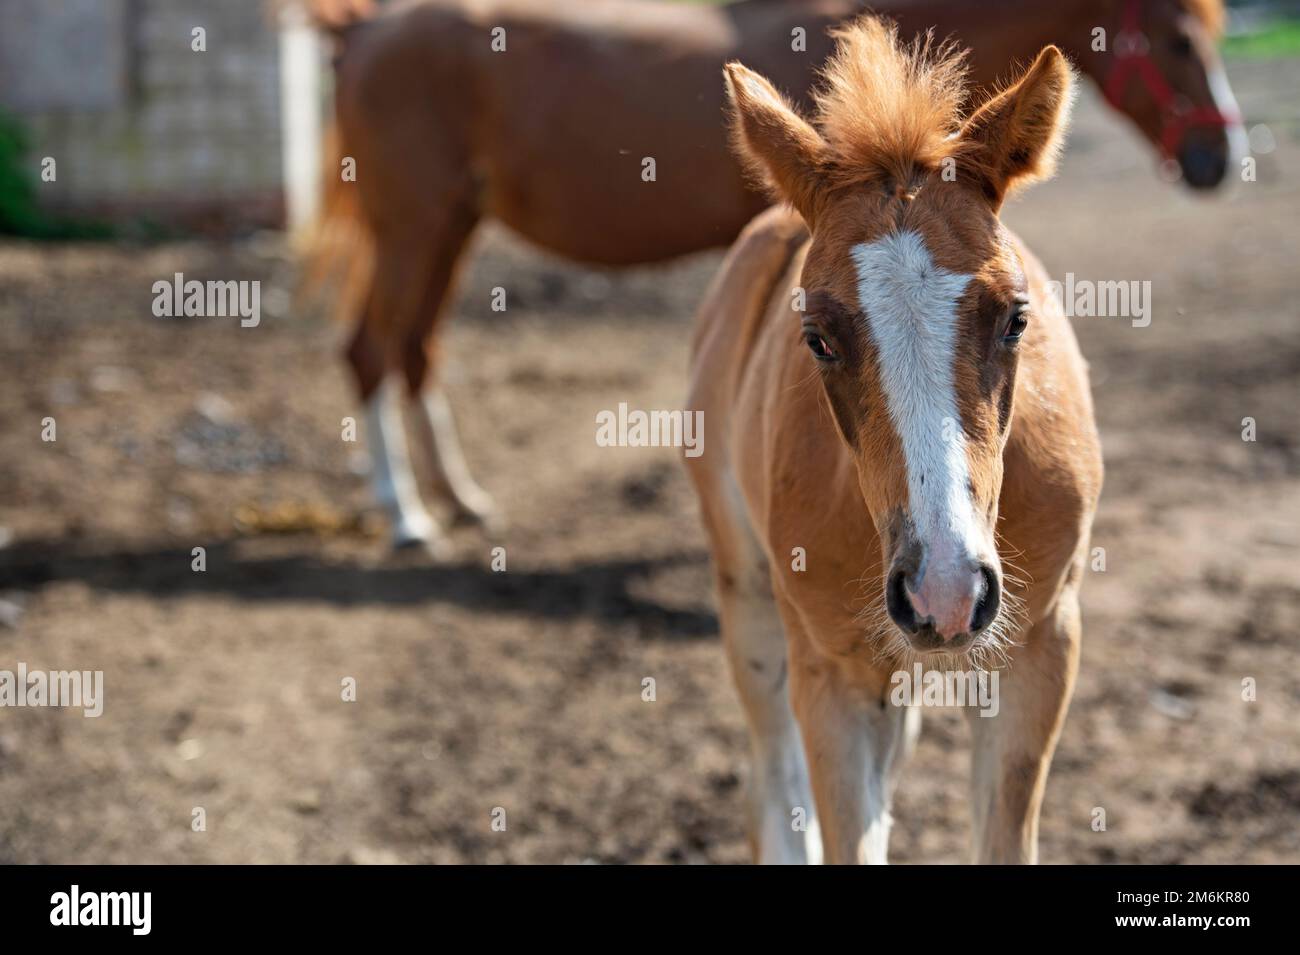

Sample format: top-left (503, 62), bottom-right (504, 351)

top-left (0, 0), bottom-right (307, 232)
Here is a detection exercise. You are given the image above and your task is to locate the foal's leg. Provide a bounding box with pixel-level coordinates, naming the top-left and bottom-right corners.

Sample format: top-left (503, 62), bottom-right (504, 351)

top-left (966, 590), bottom-right (1081, 864)
top-left (403, 202), bottom-right (499, 530)
top-left (698, 479), bottom-right (818, 864)
top-left (720, 573), bottom-right (820, 864)
top-left (787, 637), bottom-right (914, 864)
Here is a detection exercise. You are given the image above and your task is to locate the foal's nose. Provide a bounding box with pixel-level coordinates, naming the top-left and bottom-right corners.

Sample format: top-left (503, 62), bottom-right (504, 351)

top-left (886, 561), bottom-right (1000, 648)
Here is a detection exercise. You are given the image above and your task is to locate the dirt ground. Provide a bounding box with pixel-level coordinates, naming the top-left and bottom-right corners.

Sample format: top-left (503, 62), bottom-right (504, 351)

top-left (1, 59), bottom-right (1297, 864)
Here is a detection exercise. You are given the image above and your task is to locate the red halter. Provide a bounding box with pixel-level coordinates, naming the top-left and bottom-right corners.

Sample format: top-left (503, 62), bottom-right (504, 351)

top-left (1102, 0), bottom-right (1240, 158)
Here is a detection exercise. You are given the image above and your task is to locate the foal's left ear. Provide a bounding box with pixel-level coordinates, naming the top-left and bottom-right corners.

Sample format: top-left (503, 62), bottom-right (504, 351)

top-left (958, 46), bottom-right (1073, 207)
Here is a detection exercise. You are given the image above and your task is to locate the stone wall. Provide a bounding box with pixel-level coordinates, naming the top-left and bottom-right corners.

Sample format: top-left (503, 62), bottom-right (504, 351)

top-left (0, 0), bottom-right (296, 231)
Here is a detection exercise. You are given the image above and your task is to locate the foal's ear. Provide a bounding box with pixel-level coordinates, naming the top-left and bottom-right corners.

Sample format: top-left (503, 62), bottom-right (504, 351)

top-left (958, 46), bottom-right (1073, 207)
top-left (724, 62), bottom-right (828, 227)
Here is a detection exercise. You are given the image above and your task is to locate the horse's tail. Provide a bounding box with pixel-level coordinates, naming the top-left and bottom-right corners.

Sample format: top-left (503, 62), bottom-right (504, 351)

top-left (291, 0), bottom-right (379, 324)
top-left (299, 121), bottom-right (374, 327)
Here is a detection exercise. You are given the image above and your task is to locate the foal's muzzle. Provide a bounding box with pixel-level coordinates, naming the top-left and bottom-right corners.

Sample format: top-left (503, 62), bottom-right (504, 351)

top-left (886, 560), bottom-right (1000, 653)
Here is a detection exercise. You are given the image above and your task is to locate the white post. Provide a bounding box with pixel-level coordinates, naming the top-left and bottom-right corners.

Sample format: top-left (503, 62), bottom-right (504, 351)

top-left (278, 4), bottom-right (323, 235)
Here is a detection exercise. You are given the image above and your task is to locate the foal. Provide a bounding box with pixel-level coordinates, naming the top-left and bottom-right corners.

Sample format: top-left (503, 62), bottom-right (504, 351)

top-left (686, 18), bottom-right (1103, 863)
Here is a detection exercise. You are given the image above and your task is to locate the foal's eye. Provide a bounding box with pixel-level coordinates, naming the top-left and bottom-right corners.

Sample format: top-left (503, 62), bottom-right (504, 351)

top-left (1002, 304), bottom-right (1029, 345)
top-left (804, 331), bottom-right (837, 361)
top-left (1169, 33), bottom-right (1194, 57)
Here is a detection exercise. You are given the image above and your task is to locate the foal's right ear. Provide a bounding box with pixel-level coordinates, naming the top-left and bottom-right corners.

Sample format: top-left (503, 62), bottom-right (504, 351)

top-left (724, 62), bottom-right (828, 227)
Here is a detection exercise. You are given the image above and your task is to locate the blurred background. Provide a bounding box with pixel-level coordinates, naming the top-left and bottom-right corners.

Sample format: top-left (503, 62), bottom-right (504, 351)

top-left (0, 0), bottom-right (1297, 863)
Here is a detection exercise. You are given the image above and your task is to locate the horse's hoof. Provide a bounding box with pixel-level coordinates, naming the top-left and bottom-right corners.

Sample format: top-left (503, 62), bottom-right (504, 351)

top-left (446, 494), bottom-right (505, 535)
top-left (452, 506), bottom-right (505, 535)
top-left (391, 531), bottom-right (453, 562)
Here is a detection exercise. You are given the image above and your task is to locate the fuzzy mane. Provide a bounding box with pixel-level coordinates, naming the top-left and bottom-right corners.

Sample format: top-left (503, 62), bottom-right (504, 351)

top-left (810, 18), bottom-right (971, 188)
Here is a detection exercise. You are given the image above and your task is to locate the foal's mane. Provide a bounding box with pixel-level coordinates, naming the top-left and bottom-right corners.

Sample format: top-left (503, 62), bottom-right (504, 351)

top-left (810, 18), bottom-right (972, 188)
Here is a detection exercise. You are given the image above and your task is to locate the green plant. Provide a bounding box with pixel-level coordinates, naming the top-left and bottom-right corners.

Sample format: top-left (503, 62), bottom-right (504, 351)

top-left (0, 110), bottom-right (112, 239)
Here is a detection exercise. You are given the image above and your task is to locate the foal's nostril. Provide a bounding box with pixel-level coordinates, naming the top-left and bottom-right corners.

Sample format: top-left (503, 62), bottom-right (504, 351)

top-left (886, 568), bottom-right (919, 634)
top-left (969, 564), bottom-right (1001, 633)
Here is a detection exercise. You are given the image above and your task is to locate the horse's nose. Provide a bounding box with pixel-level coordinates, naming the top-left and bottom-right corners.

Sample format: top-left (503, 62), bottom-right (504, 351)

top-left (887, 562), bottom-right (1000, 648)
top-left (1179, 141), bottom-right (1227, 189)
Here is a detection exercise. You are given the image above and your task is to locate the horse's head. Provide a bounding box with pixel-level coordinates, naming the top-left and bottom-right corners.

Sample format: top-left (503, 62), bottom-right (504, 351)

top-left (725, 19), bottom-right (1073, 659)
top-left (1089, 0), bottom-right (1244, 189)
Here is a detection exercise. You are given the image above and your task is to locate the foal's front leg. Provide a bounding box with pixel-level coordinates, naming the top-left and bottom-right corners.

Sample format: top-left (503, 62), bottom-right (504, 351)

top-left (967, 593), bottom-right (1081, 864)
top-left (787, 642), bottom-right (913, 864)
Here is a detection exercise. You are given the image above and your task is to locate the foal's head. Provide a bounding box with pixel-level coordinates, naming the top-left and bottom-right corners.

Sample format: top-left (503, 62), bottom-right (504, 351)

top-left (725, 18), bottom-right (1073, 659)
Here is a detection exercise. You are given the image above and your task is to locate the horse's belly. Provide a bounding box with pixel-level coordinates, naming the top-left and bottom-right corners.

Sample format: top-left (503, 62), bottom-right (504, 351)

top-left (481, 134), bottom-right (764, 266)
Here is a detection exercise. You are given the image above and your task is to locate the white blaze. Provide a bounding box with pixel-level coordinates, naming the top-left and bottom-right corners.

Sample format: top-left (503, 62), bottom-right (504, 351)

top-left (850, 230), bottom-right (980, 573)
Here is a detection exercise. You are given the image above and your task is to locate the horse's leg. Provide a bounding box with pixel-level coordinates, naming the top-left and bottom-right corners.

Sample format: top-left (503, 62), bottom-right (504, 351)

top-left (787, 638), bottom-right (914, 865)
top-left (966, 589), bottom-right (1082, 864)
top-left (362, 376), bottom-right (443, 553)
top-left (413, 386), bottom-right (497, 529)
top-left (348, 243), bottom-right (445, 554)
top-left (403, 201), bottom-right (499, 530)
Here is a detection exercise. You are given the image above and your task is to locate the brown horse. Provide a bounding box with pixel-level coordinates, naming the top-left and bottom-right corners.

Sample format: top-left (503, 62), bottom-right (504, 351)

top-left (305, 0), bottom-right (1228, 550)
top-left (685, 16), bottom-right (1102, 863)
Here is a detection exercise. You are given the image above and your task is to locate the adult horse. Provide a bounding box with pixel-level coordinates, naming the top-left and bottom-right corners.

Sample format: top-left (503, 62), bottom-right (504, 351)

top-left (686, 15), bottom-right (1102, 863)
top-left (306, 0), bottom-right (1226, 550)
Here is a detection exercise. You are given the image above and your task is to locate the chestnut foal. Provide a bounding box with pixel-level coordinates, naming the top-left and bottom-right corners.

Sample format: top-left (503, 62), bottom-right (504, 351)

top-left (686, 18), bottom-right (1103, 864)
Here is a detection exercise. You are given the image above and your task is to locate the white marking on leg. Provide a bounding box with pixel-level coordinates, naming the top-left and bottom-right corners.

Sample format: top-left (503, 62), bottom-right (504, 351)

top-left (365, 379), bottom-right (435, 545)
top-left (804, 697), bottom-right (910, 864)
top-left (412, 387), bottom-right (496, 523)
top-left (851, 231), bottom-right (984, 586)
top-left (857, 780), bottom-right (892, 865)
top-left (752, 720), bottom-right (821, 865)
top-left (1206, 63), bottom-right (1248, 167)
